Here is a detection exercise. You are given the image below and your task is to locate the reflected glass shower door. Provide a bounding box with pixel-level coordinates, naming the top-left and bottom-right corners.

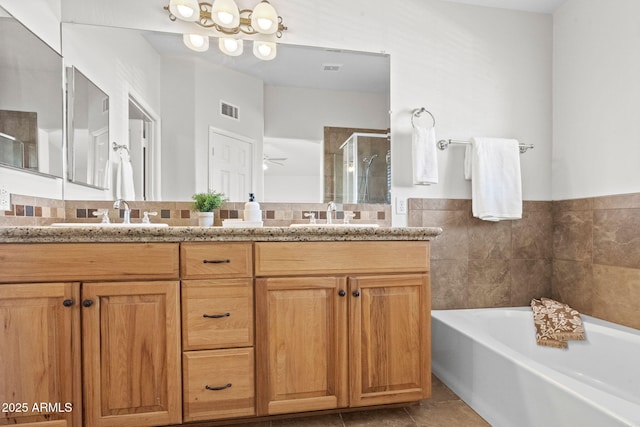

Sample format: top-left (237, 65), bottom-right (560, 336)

top-left (340, 132), bottom-right (390, 204)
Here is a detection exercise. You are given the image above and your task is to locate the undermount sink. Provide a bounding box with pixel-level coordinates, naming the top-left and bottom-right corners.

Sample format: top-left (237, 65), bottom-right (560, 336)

top-left (289, 223), bottom-right (379, 228)
top-left (51, 222), bottom-right (168, 228)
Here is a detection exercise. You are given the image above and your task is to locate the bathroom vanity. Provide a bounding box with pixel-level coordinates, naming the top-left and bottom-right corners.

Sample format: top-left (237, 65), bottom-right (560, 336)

top-left (0, 225), bottom-right (440, 427)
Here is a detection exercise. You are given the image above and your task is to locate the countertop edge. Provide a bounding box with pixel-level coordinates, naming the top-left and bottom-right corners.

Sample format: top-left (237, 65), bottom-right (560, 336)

top-left (0, 226), bottom-right (443, 243)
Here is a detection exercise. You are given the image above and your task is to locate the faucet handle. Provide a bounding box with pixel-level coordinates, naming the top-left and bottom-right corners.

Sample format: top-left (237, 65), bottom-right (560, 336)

top-left (92, 210), bottom-right (110, 224)
top-left (303, 212), bottom-right (317, 224)
top-left (142, 211), bottom-right (158, 224)
top-left (343, 211), bottom-right (356, 224)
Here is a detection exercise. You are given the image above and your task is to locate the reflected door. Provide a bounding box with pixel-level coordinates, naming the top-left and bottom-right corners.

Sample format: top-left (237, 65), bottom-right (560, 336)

top-left (208, 128), bottom-right (254, 201)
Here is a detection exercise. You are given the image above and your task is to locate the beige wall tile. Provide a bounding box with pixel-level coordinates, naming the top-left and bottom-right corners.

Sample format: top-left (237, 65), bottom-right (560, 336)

top-left (423, 210), bottom-right (469, 260)
top-left (431, 260), bottom-right (468, 310)
top-left (512, 210), bottom-right (553, 259)
top-left (510, 259), bottom-right (552, 306)
top-left (593, 208), bottom-right (640, 269)
top-left (553, 210), bottom-right (592, 262)
top-left (468, 218), bottom-right (511, 260)
top-left (592, 264), bottom-right (640, 329)
top-left (552, 259), bottom-right (593, 315)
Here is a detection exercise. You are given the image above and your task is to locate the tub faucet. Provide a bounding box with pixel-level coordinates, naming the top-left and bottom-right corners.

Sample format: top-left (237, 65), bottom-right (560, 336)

top-left (327, 201), bottom-right (337, 224)
top-left (113, 199), bottom-right (131, 224)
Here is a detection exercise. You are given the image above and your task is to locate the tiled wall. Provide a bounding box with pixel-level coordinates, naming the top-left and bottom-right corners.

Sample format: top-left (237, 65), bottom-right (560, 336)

top-left (2, 196), bottom-right (390, 228)
top-left (408, 199), bottom-right (553, 311)
top-left (0, 194), bottom-right (65, 226)
top-left (553, 194), bottom-right (640, 329)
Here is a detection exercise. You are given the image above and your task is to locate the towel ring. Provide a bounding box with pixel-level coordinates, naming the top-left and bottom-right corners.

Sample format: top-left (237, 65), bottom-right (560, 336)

top-left (411, 108), bottom-right (435, 128)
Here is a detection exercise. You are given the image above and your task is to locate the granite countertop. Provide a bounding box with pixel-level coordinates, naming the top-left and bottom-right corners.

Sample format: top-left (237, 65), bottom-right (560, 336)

top-left (0, 226), bottom-right (442, 244)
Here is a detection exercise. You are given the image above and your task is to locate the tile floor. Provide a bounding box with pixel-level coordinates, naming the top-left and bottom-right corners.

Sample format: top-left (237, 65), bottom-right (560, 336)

top-left (222, 376), bottom-right (490, 427)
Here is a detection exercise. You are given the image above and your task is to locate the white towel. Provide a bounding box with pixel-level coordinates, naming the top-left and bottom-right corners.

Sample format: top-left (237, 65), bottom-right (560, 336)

top-left (412, 126), bottom-right (438, 185)
top-left (116, 151), bottom-right (136, 200)
top-left (468, 137), bottom-right (522, 221)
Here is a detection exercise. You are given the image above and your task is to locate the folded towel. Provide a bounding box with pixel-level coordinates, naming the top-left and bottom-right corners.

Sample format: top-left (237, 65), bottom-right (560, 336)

top-left (116, 151), bottom-right (136, 200)
top-left (531, 298), bottom-right (585, 348)
top-left (412, 126), bottom-right (438, 185)
top-left (468, 137), bottom-right (522, 221)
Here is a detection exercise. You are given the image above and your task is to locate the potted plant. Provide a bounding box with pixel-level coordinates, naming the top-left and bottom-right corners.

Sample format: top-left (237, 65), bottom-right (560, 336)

top-left (192, 191), bottom-right (227, 226)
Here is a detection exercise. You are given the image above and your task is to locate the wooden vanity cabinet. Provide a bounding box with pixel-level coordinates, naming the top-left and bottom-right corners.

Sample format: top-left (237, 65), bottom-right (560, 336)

top-left (0, 243), bottom-right (181, 427)
top-left (180, 242), bottom-right (256, 422)
top-left (254, 241), bottom-right (431, 416)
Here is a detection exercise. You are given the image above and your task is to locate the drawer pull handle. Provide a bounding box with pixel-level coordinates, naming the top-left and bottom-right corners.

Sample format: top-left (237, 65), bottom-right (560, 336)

top-left (205, 383), bottom-right (232, 391)
top-left (63, 299), bottom-right (75, 307)
top-left (203, 259), bottom-right (231, 264)
top-left (203, 312), bottom-right (231, 319)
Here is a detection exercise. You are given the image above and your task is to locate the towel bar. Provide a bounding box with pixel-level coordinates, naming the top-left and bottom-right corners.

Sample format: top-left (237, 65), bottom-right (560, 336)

top-left (437, 139), bottom-right (534, 154)
top-left (112, 142), bottom-right (130, 153)
top-left (411, 107), bottom-right (435, 128)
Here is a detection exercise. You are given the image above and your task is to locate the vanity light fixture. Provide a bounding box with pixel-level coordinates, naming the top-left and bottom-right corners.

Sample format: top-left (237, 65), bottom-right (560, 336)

top-left (164, 0), bottom-right (287, 60)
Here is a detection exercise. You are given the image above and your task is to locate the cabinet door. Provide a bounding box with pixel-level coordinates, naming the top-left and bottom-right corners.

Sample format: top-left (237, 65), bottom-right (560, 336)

top-left (0, 282), bottom-right (81, 427)
top-left (82, 281), bottom-right (181, 427)
top-left (349, 274), bottom-right (431, 407)
top-left (256, 277), bottom-right (348, 415)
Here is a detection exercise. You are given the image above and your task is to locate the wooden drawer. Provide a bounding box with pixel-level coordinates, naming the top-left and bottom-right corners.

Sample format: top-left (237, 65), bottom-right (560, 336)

top-left (182, 279), bottom-right (254, 350)
top-left (254, 241), bottom-right (429, 277)
top-left (181, 242), bottom-right (252, 279)
top-left (183, 348), bottom-right (255, 422)
top-left (0, 243), bottom-right (179, 283)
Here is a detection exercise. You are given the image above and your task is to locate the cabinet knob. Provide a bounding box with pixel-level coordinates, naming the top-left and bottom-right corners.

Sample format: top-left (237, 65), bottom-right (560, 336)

top-left (338, 290), bottom-right (346, 297)
top-left (352, 290), bottom-right (360, 298)
top-left (82, 299), bottom-right (94, 308)
top-left (62, 299), bottom-right (74, 307)
top-left (205, 383), bottom-right (232, 391)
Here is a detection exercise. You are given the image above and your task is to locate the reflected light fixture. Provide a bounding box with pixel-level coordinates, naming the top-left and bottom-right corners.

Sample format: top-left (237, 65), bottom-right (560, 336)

top-left (164, 0), bottom-right (287, 60)
top-left (183, 33), bottom-right (209, 52)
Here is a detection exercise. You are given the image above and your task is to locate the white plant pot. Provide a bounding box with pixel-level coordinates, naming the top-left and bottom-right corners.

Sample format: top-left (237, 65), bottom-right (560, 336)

top-left (197, 212), bottom-right (214, 227)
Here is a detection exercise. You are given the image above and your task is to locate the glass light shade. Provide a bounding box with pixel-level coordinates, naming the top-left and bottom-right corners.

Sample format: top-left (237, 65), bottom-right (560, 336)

top-left (251, 1), bottom-right (278, 34)
top-left (253, 41), bottom-right (276, 60)
top-left (211, 0), bottom-right (240, 28)
top-left (219, 38), bottom-right (243, 56)
top-left (183, 34), bottom-right (210, 52)
top-left (169, 0), bottom-right (200, 22)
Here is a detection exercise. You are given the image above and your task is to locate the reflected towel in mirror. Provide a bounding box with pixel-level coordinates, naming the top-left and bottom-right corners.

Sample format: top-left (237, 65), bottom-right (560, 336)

top-left (116, 150), bottom-right (135, 199)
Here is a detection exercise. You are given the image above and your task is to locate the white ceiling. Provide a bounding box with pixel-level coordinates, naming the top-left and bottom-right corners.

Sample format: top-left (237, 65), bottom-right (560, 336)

top-left (440, 0), bottom-right (567, 14)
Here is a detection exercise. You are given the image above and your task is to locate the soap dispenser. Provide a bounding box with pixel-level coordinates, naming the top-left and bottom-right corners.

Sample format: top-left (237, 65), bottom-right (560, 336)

top-left (244, 193), bottom-right (262, 223)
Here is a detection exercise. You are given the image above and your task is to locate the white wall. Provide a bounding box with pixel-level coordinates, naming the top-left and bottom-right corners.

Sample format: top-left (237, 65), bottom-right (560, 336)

top-left (62, 24), bottom-right (162, 200)
top-left (0, 0), bottom-right (61, 53)
top-left (264, 85), bottom-right (389, 140)
top-left (552, 0), bottom-right (640, 200)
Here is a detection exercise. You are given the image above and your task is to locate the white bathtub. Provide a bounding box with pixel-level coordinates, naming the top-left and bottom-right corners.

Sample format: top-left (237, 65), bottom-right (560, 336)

top-left (432, 307), bottom-right (640, 427)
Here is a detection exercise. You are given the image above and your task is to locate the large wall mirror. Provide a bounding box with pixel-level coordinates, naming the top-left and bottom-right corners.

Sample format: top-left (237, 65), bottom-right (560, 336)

top-left (61, 22), bottom-right (390, 203)
top-left (0, 6), bottom-right (64, 199)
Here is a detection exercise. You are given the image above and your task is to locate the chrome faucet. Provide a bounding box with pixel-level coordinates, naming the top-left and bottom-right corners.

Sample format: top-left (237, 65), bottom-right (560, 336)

top-left (113, 199), bottom-right (131, 224)
top-left (327, 201), bottom-right (337, 225)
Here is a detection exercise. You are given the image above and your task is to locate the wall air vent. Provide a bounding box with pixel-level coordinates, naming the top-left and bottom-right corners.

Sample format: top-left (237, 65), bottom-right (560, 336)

top-left (322, 64), bottom-right (342, 72)
top-left (220, 101), bottom-right (239, 120)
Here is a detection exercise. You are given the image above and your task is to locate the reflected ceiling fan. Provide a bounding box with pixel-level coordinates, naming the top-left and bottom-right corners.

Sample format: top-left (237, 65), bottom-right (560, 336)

top-left (263, 154), bottom-right (287, 169)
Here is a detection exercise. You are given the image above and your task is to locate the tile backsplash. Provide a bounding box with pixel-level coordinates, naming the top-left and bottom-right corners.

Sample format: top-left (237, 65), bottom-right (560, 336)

top-left (1, 195), bottom-right (390, 228)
